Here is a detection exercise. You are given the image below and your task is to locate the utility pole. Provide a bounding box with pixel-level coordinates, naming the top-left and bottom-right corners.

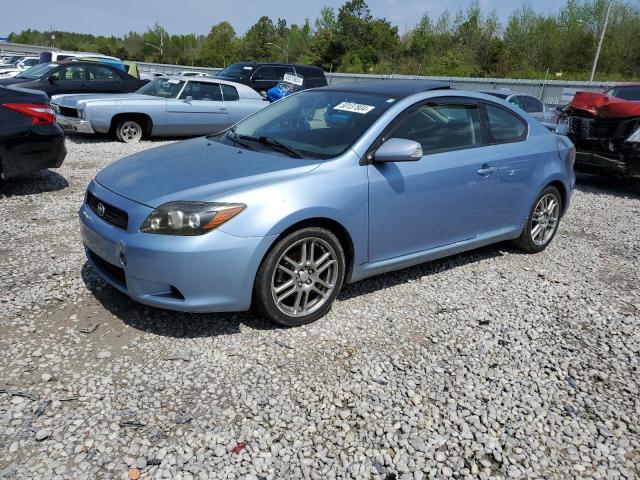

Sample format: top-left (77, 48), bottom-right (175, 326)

top-left (590, 1), bottom-right (612, 82)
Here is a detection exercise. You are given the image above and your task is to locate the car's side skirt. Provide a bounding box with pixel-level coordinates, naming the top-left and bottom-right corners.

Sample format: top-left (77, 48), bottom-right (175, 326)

top-left (348, 226), bottom-right (522, 284)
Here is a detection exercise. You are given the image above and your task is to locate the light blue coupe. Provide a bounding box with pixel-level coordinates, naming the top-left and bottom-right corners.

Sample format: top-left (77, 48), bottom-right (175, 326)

top-left (80, 80), bottom-right (576, 326)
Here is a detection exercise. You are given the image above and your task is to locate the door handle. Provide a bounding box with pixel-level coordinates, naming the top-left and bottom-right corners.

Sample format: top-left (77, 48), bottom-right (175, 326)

top-left (477, 165), bottom-right (497, 176)
top-left (219, 107), bottom-right (227, 111)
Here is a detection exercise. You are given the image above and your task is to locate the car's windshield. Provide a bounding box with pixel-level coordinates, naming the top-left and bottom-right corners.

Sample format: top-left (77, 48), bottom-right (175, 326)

top-left (15, 63), bottom-right (56, 79)
top-left (606, 86), bottom-right (640, 101)
top-left (136, 78), bottom-right (185, 98)
top-left (217, 90), bottom-right (397, 159)
top-left (218, 64), bottom-right (254, 80)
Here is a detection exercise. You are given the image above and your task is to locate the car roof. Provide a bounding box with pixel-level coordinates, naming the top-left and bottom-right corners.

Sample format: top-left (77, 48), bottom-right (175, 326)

top-left (318, 80), bottom-right (451, 98)
top-left (159, 75), bottom-right (263, 98)
top-left (231, 62), bottom-right (323, 70)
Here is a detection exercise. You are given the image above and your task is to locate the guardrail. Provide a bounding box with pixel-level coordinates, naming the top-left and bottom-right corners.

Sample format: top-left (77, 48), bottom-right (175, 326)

top-left (136, 61), bottom-right (614, 106)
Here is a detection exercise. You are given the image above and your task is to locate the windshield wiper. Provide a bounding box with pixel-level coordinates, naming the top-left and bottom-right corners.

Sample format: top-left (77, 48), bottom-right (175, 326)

top-left (217, 129), bottom-right (254, 150)
top-left (236, 134), bottom-right (302, 159)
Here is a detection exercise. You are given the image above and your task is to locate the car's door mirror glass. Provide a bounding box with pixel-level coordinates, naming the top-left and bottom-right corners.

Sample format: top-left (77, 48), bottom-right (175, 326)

top-left (373, 138), bottom-right (423, 162)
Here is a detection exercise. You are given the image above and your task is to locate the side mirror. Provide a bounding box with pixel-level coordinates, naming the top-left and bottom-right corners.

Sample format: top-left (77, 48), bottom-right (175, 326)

top-left (48, 76), bottom-right (56, 84)
top-left (555, 123), bottom-right (569, 136)
top-left (373, 138), bottom-right (423, 163)
top-left (184, 96), bottom-right (193, 103)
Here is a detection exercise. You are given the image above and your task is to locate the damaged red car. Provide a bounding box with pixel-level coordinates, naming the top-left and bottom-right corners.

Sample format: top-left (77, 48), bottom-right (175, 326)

top-left (561, 84), bottom-right (640, 178)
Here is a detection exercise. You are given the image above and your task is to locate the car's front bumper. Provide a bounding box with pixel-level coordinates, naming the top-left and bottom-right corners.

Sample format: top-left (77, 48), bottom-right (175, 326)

top-left (80, 180), bottom-right (276, 313)
top-left (56, 115), bottom-right (95, 134)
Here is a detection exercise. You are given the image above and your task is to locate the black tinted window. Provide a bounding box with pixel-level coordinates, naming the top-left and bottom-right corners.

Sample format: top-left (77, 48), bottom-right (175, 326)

top-left (221, 84), bottom-right (239, 101)
top-left (607, 86), bottom-right (640, 101)
top-left (253, 66), bottom-right (276, 80)
top-left (388, 103), bottom-right (482, 155)
top-left (519, 96), bottom-right (542, 113)
top-left (485, 104), bottom-right (527, 143)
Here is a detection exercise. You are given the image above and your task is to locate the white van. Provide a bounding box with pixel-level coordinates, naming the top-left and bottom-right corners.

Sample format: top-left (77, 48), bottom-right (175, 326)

top-left (39, 51), bottom-right (121, 64)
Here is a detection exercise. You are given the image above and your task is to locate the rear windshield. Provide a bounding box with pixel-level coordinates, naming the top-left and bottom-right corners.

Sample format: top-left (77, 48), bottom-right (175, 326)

top-left (218, 64), bottom-right (254, 80)
top-left (606, 86), bottom-right (640, 101)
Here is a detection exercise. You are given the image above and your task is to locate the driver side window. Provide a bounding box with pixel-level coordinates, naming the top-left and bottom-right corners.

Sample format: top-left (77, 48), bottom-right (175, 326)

top-left (387, 103), bottom-right (482, 155)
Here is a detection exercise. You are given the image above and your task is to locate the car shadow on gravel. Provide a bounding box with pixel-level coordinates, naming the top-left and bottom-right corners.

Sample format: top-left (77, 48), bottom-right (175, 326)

top-left (80, 262), bottom-right (279, 338)
top-left (0, 169), bottom-right (69, 198)
top-left (65, 132), bottom-right (187, 145)
top-left (575, 173), bottom-right (640, 199)
top-left (338, 245), bottom-right (506, 301)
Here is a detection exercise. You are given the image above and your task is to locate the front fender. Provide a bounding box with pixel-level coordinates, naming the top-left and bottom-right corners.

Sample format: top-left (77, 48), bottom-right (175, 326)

top-left (217, 154), bottom-right (369, 266)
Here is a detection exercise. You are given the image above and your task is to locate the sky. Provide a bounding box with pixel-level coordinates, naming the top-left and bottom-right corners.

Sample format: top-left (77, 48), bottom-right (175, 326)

top-left (1, 0), bottom-right (563, 37)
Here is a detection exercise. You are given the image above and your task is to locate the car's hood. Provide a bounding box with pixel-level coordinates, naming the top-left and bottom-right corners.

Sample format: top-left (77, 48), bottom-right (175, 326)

top-left (96, 137), bottom-right (322, 208)
top-left (568, 91), bottom-right (640, 119)
top-left (51, 93), bottom-right (158, 107)
top-left (0, 77), bottom-right (26, 86)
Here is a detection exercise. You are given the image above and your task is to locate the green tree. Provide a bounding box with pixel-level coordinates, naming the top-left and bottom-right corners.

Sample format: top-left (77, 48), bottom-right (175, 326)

top-left (243, 16), bottom-right (277, 61)
top-left (201, 22), bottom-right (238, 67)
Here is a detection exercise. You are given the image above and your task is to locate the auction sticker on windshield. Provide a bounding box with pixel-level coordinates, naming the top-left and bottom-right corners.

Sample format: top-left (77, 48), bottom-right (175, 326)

top-left (334, 102), bottom-right (375, 114)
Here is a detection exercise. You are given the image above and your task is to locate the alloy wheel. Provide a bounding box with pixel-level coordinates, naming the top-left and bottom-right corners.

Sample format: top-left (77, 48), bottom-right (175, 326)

top-left (271, 238), bottom-right (339, 317)
top-left (119, 121), bottom-right (142, 143)
top-left (531, 193), bottom-right (560, 246)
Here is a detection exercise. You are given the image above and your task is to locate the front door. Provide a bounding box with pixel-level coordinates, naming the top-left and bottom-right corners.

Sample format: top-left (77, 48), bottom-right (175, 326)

top-left (368, 99), bottom-right (497, 263)
top-left (166, 81), bottom-right (229, 135)
top-left (47, 64), bottom-right (87, 95)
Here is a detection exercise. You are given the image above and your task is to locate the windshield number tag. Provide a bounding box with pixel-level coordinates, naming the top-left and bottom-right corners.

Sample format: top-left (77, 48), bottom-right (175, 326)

top-left (283, 73), bottom-right (304, 86)
top-left (334, 102), bottom-right (375, 114)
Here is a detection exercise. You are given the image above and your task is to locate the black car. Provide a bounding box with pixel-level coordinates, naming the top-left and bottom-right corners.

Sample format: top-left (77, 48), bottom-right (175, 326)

top-left (0, 86), bottom-right (66, 180)
top-left (216, 62), bottom-right (327, 94)
top-left (0, 61), bottom-right (146, 98)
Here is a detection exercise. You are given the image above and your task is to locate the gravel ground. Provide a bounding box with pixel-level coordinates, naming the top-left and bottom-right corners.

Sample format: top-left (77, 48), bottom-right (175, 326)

top-left (0, 135), bottom-right (639, 480)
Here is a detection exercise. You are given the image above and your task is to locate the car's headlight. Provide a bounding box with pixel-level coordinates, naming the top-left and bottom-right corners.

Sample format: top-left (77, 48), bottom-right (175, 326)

top-left (626, 126), bottom-right (640, 143)
top-left (140, 202), bottom-right (245, 236)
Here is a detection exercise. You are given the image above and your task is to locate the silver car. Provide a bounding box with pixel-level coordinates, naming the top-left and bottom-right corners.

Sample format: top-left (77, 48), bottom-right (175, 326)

top-left (481, 89), bottom-right (558, 124)
top-left (51, 76), bottom-right (267, 142)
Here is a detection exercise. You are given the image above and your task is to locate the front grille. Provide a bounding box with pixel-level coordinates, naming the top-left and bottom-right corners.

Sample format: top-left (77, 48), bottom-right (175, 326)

top-left (58, 106), bottom-right (78, 118)
top-left (87, 248), bottom-right (126, 287)
top-left (86, 191), bottom-right (128, 230)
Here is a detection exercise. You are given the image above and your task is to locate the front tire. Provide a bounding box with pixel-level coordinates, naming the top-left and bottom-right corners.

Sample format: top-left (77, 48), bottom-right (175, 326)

top-left (115, 119), bottom-right (144, 143)
top-left (254, 227), bottom-right (346, 327)
top-left (513, 185), bottom-right (562, 253)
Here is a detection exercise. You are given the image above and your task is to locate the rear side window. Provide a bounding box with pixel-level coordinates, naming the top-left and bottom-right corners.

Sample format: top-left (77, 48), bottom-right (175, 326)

top-left (525, 97), bottom-right (543, 113)
top-left (388, 103), bottom-right (483, 155)
top-left (88, 65), bottom-right (118, 80)
top-left (181, 81), bottom-right (222, 101)
top-left (221, 84), bottom-right (239, 101)
top-left (485, 104), bottom-right (527, 143)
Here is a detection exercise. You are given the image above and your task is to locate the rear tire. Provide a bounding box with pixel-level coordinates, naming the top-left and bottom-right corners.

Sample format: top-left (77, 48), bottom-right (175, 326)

top-left (513, 185), bottom-right (562, 253)
top-left (253, 227), bottom-right (346, 327)
top-left (115, 118), bottom-right (144, 143)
